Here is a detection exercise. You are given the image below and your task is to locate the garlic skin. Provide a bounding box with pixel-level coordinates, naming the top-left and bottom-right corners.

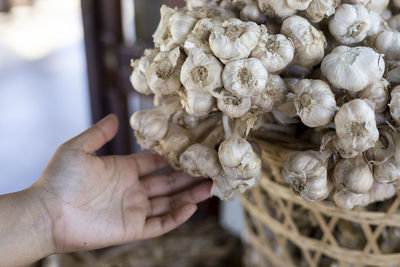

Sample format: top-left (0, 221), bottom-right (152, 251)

top-left (366, 126), bottom-right (396, 164)
top-left (146, 47), bottom-right (184, 95)
top-left (390, 86), bottom-right (400, 125)
top-left (282, 150), bottom-right (330, 201)
top-left (343, 0), bottom-right (389, 14)
top-left (374, 157), bottom-right (400, 184)
top-left (180, 89), bottom-right (215, 117)
top-left (333, 155), bottom-right (374, 194)
top-left (240, 3), bottom-right (267, 24)
top-left (281, 15), bottom-right (327, 68)
top-left (251, 26), bottom-right (295, 73)
top-left (333, 189), bottom-right (370, 210)
top-left (368, 183), bottom-right (396, 204)
top-left (293, 79), bottom-right (337, 128)
top-left (184, 18), bottom-right (222, 55)
top-left (284, 78), bottom-right (300, 92)
top-left (251, 74), bottom-right (287, 112)
top-left (305, 0), bottom-right (340, 23)
top-left (186, 0), bottom-right (218, 10)
top-left (216, 89), bottom-right (251, 118)
top-left (321, 46), bottom-right (385, 92)
top-left (286, 0), bottom-right (312, 11)
top-left (130, 49), bottom-right (158, 95)
top-left (373, 30), bottom-right (400, 61)
top-left (329, 4), bottom-right (371, 45)
top-left (256, 0), bottom-right (297, 18)
top-left (222, 58), bottom-right (269, 97)
top-left (209, 18), bottom-right (260, 64)
top-left (359, 79), bottom-right (390, 113)
top-left (180, 49), bottom-right (223, 93)
top-left (389, 14), bottom-right (400, 32)
top-left (334, 99), bottom-right (379, 155)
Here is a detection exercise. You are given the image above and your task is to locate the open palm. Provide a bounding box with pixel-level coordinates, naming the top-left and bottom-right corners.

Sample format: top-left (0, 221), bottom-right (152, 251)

top-left (34, 115), bottom-right (211, 253)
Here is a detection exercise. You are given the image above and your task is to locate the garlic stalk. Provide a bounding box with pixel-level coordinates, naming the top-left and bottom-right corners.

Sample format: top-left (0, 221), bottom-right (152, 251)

top-left (333, 154), bottom-right (374, 194)
top-left (251, 26), bottom-right (295, 74)
top-left (328, 4), bottom-right (371, 45)
top-left (222, 58), bottom-right (269, 97)
top-left (281, 15), bottom-right (327, 68)
top-left (251, 74), bottom-right (287, 112)
top-left (305, 0), bottom-right (340, 23)
top-left (215, 88), bottom-right (252, 118)
top-left (240, 3), bottom-right (267, 24)
top-left (156, 115), bottom-right (220, 169)
top-left (321, 46), bottom-right (385, 92)
top-left (333, 189), bottom-right (370, 210)
top-left (389, 86), bottom-right (400, 125)
top-left (209, 18), bottom-right (260, 64)
top-left (179, 88), bottom-right (215, 116)
top-left (334, 99), bottom-right (379, 156)
top-left (373, 30), bottom-right (400, 61)
top-left (359, 79), bottom-right (390, 113)
top-left (130, 49), bottom-right (159, 95)
top-left (180, 49), bottom-right (223, 93)
top-left (282, 150), bottom-right (330, 201)
top-left (256, 0), bottom-right (297, 18)
top-left (146, 47), bottom-right (185, 95)
top-left (292, 79), bottom-right (337, 128)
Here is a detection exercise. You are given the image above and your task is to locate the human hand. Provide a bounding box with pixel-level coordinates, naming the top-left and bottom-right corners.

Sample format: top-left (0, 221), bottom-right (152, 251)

top-left (32, 114), bottom-right (212, 253)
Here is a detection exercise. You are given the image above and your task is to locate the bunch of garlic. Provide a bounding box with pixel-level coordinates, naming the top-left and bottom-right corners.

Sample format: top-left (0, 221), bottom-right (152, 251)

top-left (128, 1), bottom-right (400, 206)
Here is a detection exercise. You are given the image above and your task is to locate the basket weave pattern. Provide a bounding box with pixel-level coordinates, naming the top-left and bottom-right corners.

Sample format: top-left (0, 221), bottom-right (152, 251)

top-left (240, 140), bottom-right (400, 267)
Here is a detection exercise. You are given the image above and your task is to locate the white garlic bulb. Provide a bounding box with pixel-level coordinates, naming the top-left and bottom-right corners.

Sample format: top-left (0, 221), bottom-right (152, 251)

top-left (184, 17), bottom-right (222, 55)
top-left (359, 79), bottom-right (390, 113)
top-left (374, 157), bottom-right (400, 184)
top-left (251, 74), bottom-right (287, 112)
top-left (293, 79), bottom-right (337, 128)
top-left (286, 0), bottom-right (312, 10)
top-left (222, 58), bottom-right (269, 97)
top-left (334, 99), bottom-right (379, 155)
top-left (368, 183), bottom-right (397, 204)
top-left (343, 0), bottom-right (389, 14)
top-left (282, 150), bottom-right (330, 201)
top-left (281, 15), bottom-right (327, 68)
top-left (329, 4), bottom-right (371, 45)
top-left (180, 89), bottom-right (215, 117)
top-left (186, 0), bottom-right (218, 10)
top-left (390, 86), bottom-right (400, 125)
top-left (333, 189), bottom-right (370, 210)
top-left (240, 3), bottom-right (267, 24)
top-left (321, 46), bottom-right (385, 92)
top-left (251, 26), bottom-right (295, 73)
top-left (209, 18), bottom-right (260, 64)
top-left (146, 47), bottom-right (184, 95)
top-left (130, 49), bottom-right (159, 95)
top-left (373, 30), bottom-right (400, 61)
top-left (333, 155), bottom-right (374, 194)
top-left (367, 126), bottom-right (396, 164)
top-left (305, 0), bottom-right (340, 23)
top-left (180, 49), bottom-right (223, 93)
top-left (368, 11), bottom-right (389, 38)
top-left (389, 14), bottom-right (400, 32)
top-left (386, 61), bottom-right (400, 85)
top-left (256, 0), bottom-right (297, 18)
top-left (216, 89), bottom-right (251, 118)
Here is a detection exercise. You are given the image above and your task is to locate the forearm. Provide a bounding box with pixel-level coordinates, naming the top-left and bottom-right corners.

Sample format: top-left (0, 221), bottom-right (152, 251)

top-left (0, 188), bottom-right (55, 267)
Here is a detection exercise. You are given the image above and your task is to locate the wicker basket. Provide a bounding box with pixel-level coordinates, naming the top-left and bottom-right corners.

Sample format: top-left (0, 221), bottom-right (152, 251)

top-left (240, 139), bottom-right (400, 267)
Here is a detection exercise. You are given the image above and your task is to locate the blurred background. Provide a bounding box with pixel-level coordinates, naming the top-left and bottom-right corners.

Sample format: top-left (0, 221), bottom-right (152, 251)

top-left (0, 0), bottom-right (245, 265)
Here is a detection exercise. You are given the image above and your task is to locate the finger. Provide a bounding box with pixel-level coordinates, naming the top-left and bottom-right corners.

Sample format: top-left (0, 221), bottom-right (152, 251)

top-left (62, 114), bottom-right (119, 153)
top-left (140, 203), bottom-right (197, 240)
top-left (147, 181), bottom-right (212, 217)
top-left (142, 171), bottom-right (205, 198)
top-left (128, 153), bottom-right (169, 177)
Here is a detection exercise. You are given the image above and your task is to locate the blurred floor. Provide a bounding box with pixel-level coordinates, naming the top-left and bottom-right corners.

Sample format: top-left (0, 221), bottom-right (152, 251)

top-left (0, 0), bottom-right (91, 194)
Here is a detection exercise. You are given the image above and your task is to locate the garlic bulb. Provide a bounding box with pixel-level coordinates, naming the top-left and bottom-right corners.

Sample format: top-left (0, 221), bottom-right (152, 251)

top-left (282, 150), bottom-right (330, 201)
top-left (230, 0), bottom-right (253, 9)
top-left (389, 14), bottom-right (400, 32)
top-left (321, 46), bottom-right (385, 92)
top-left (180, 89), bottom-right (215, 116)
top-left (153, 93), bottom-right (179, 108)
top-left (386, 61), bottom-right (400, 85)
top-left (180, 49), bottom-right (223, 93)
top-left (373, 30), bottom-right (400, 61)
top-left (390, 86), bottom-right (400, 125)
top-left (256, 0), bottom-right (297, 18)
top-left (209, 18), bottom-right (260, 64)
top-left (251, 74), bottom-right (287, 112)
top-left (222, 58), bottom-right (269, 97)
top-left (366, 126), bottom-right (396, 164)
top-left (359, 79), bottom-right (390, 113)
top-left (286, 0), bottom-right (312, 11)
top-left (329, 4), bottom-right (371, 45)
top-left (333, 155), bottom-right (374, 194)
top-left (368, 183), bottom-right (397, 203)
top-left (216, 89), bottom-right (251, 118)
top-left (186, 0), bottom-right (218, 10)
top-left (343, 0), bottom-right (389, 14)
top-left (184, 18), bottom-right (222, 55)
top-left (334, 99), bottom-right (379, 155)
top-left (146, 47), bottom-right (184, 95)
top-left (130, 49), bottom-right (158, 95)
top-left (179, 125), bottom-right (225, 177)
top-left (305, 0), bottom-right (340, 23)
top-left (251, 26), bottom-right (295, 73)
top-left (374, 157), bottom-right (400, 184)
top-left (153, 5), bottom-right (175, 50)
top-left (171, 110), bottom-right (204, 129)
top-left (281, 15), bottom-right (327, 68)
top-left (367, 11), bottom-right (389, 38)
top-left (292, 79), bottom-right (337, 128)
top-left (284, 78), bottom-right (300, 92)
top-left (333, 189), bottom-right (370, 210)
top-left (240, 3), bottom-right (267, 24)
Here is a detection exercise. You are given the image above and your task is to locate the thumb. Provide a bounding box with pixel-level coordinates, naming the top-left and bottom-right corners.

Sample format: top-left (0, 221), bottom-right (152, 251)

top-left (63, 114), bottom-right (119, 153)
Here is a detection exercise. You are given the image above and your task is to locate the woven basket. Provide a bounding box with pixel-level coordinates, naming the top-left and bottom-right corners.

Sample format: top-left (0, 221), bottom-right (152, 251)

top-left (240, 139), bottom-right (400, 267)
